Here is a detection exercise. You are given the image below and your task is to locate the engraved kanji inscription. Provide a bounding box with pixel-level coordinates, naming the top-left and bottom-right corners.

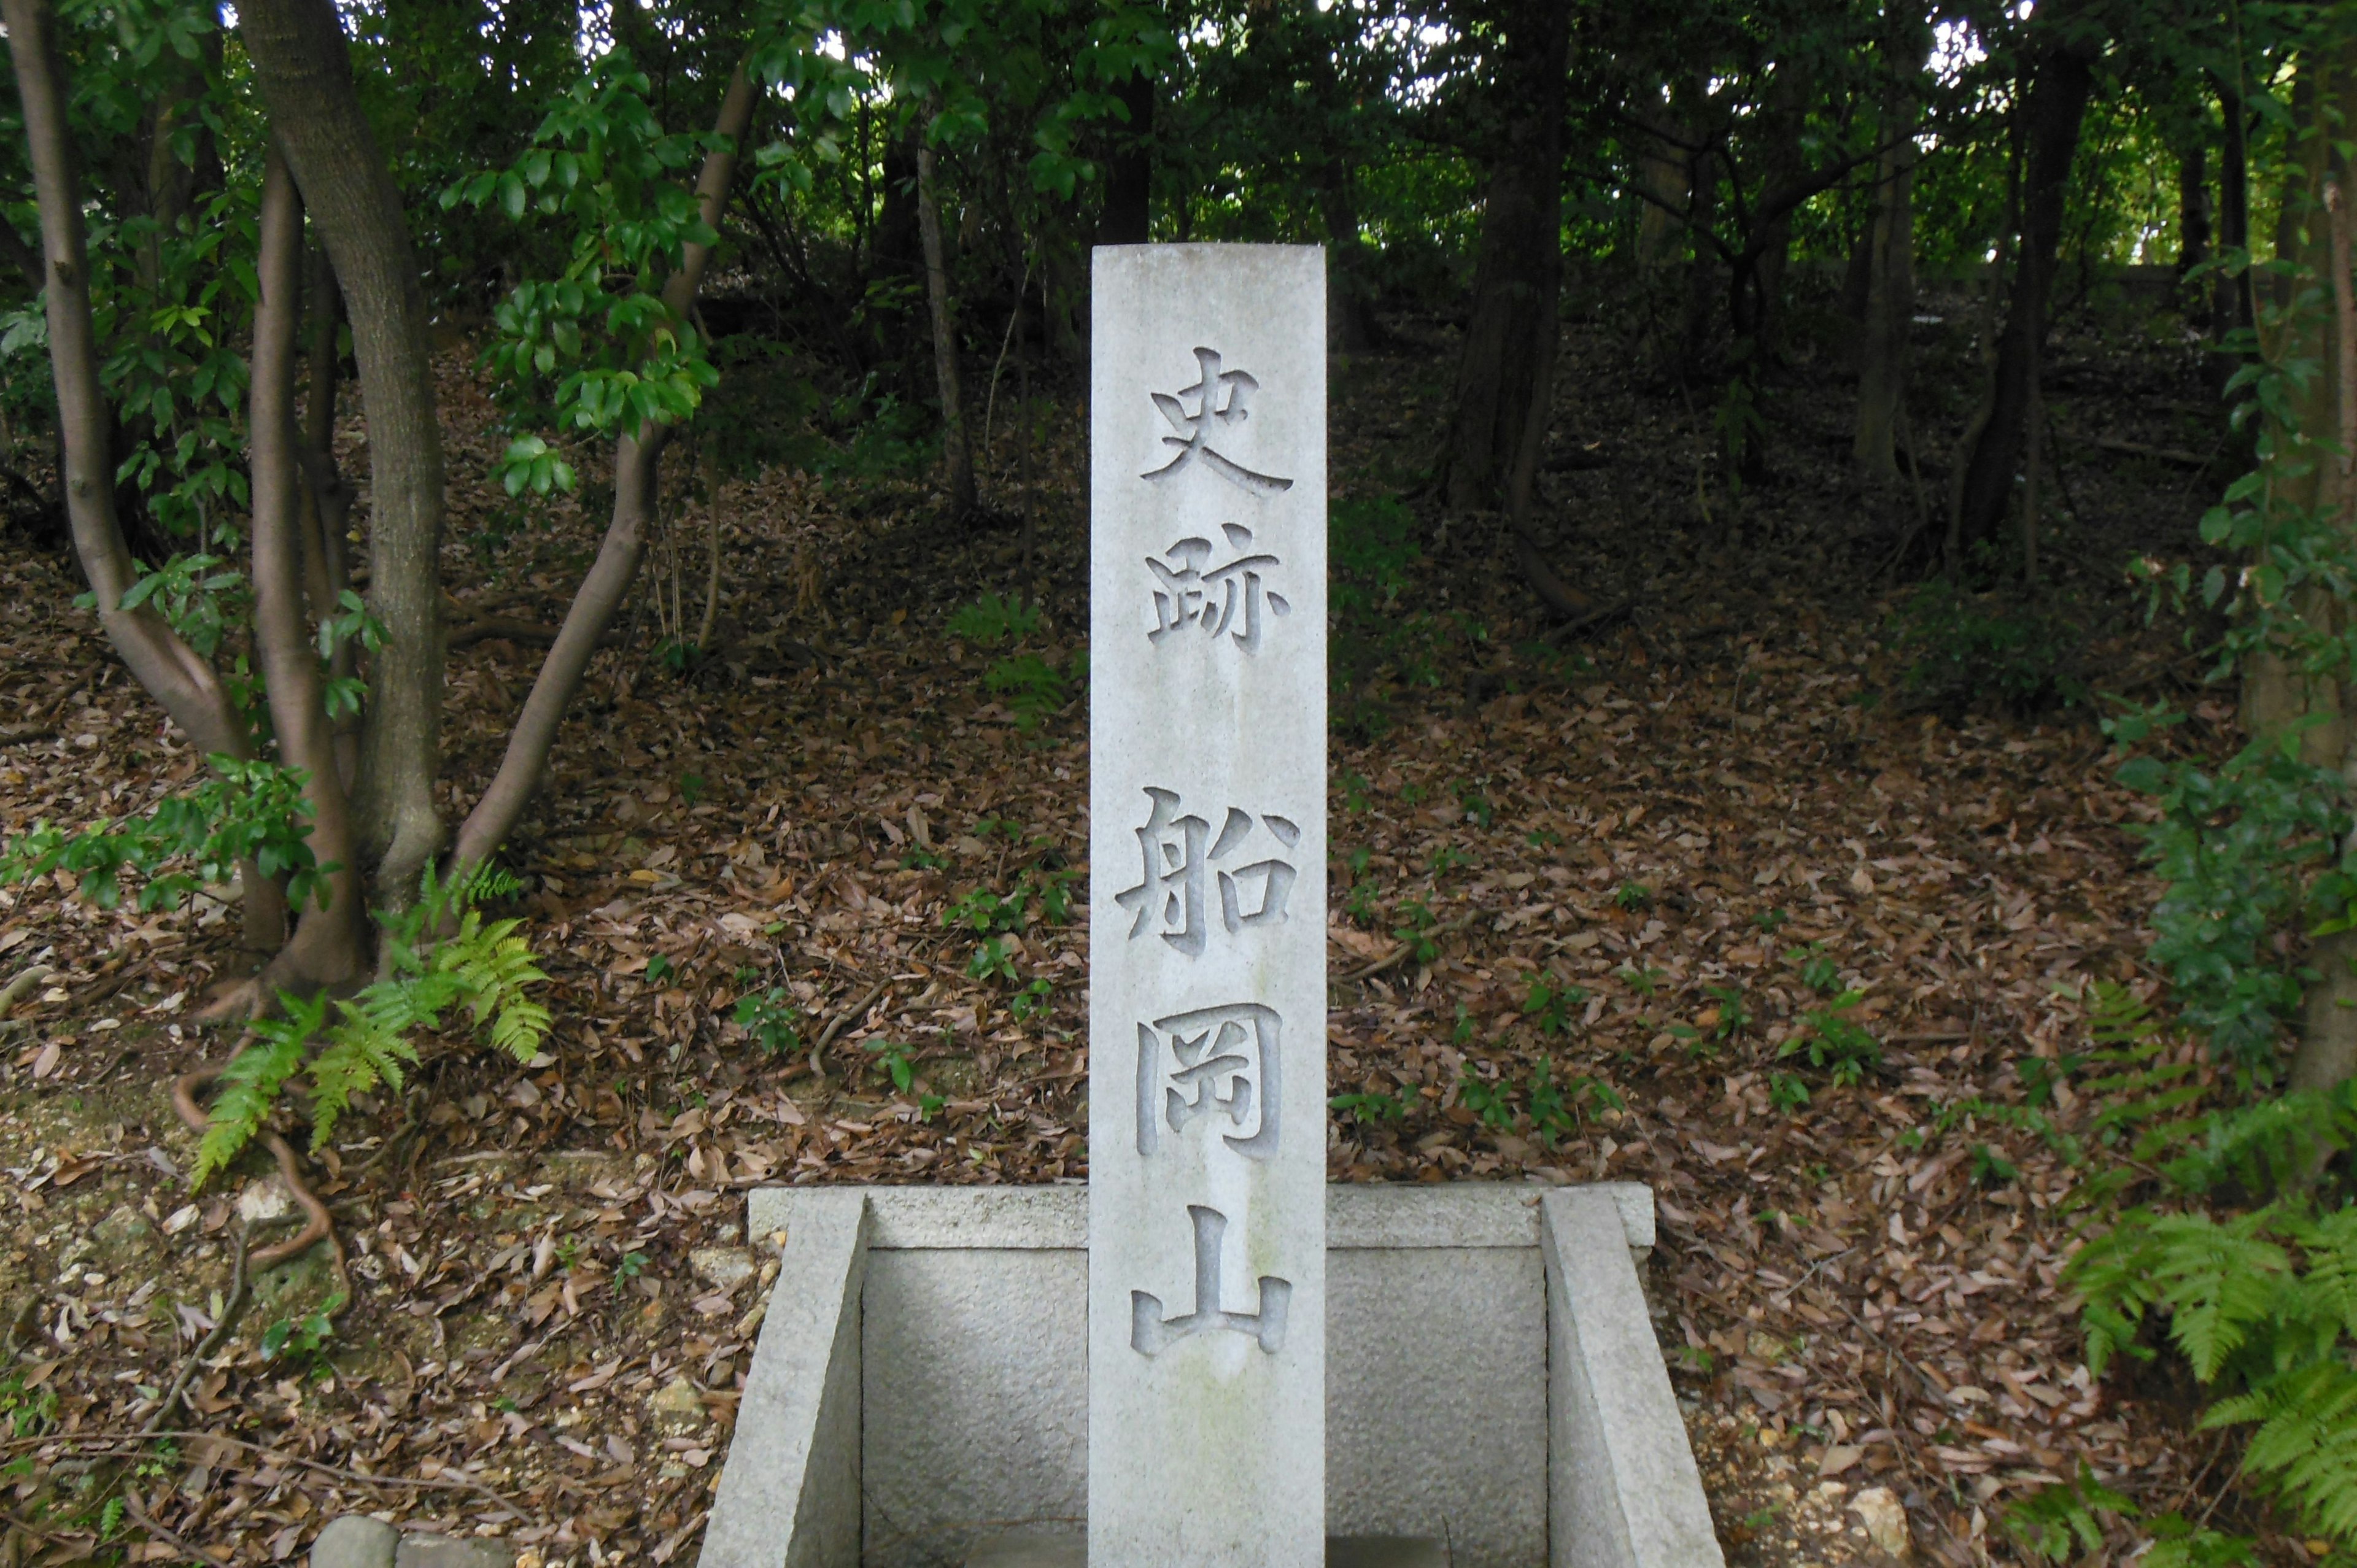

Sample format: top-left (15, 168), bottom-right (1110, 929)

top-left (1130, 1204), bottom-right (1291, 1356)
top-left (1114, 788), bottom-right (1300, 957)
top-left (1146, 523), bottom-right (1291, 652)
top-left (1141, 347), bottom-right (1295, 497)
top-left (1136, 1003), bottom-right (1280, 1161)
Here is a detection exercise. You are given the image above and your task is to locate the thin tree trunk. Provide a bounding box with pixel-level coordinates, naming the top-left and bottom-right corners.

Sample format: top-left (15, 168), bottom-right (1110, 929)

top-left (6, 0), bottom-right (290, 955)
top-left (250, 146), bottom-right (365, 989)
top-left (450, 63), bottom-right (758, 873)
top-left (695, 447), bottom-right (721, 652)
top-left (916, 144), bottom-right (977, 519)
top-left (2294, 127), bottom-right (2357, 1091)
top-left (1440, 0), bottom-right (1569, 515)
top-left (1318, 158), bottom-right (1377, 353)
top-left (239, 0), bottom-right (447, 905)
top-left (2177, 132), bottom-right (2211, 297)
top-left (1633, 87), bottom-right (1687, 270)
top-left (1951, 12), bottom-right (2099, 556)
top-left (296, 244), bottom-right (359, 789)
top-left (2215, 76), bottom-right (2255, 353)
top-left (1854, 22), bottom-right (1924, 477)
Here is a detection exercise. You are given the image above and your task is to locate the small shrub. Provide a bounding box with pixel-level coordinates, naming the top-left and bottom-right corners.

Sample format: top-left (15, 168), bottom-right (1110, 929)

top-left (1778, 992), bottom-right (1881, 1086)
top-left (1889, 579), bottom-right (2086, 718)
top-left (733, 989), bottom-right (803, 1055)
top-left (1329, 1087), bottom-right (1412, 1126)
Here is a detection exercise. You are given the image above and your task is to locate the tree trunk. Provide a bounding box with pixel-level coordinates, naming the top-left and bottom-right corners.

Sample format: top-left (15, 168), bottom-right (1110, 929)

top-left (1854, 22), bottom-right (1925, 477)
top-left (5, 0), bottom-right (295, 953)
top-left (250, 146), bottom-right (365, 989)
top-left (239, 0), bottom-right (447, 905)
top-left (2293, 77), bottom-right (2357, 1091)
top-left (1632, 88), bottom-right (1687, 270)
top-left (2218, 46), bottom-right (2357, 1089)
top-left (2177, 131), bottom-right (2211, 286)
top-left (1318, 158), bottom-right (1378, 353)
top-left (2214, 76), bottom-right (2255, 355)
top-left (1439, 0), bottom-right (1569, 514)
top-left (1097, 69), bottom-right (1154, 247)
top-left (916, 143), bottom-right (977, 520)
top-left (5, 0), bottom-right (247, 759)
top-left (450, 63), bottom-right (759, 873)
top-left (297, 244), bottom-right (360, 789)
top-left (1950, 14), bottom-right (2099, 557)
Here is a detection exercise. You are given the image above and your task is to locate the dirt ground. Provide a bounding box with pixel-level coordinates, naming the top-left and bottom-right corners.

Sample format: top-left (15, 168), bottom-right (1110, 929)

top-left (0, 277), bottom-right (2267, 1564)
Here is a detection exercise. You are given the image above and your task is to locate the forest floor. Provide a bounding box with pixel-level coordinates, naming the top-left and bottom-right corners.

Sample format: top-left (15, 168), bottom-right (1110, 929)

top-left (0, 274), bottom-right (2272, 1567)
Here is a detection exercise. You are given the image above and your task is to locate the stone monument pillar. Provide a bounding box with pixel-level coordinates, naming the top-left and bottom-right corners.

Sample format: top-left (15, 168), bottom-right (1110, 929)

top-left (1088, 245), bottom-right (1327, 1568)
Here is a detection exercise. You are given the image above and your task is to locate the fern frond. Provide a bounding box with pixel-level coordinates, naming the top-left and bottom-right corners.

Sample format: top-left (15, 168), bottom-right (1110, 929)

top-left (2145, 1210), bottom-right (2291, 1380)
top-left (489, 994), bottom-right (552, 1062)
top-left (306, 1002), bottom-right (422, 1151)
top-left (193, 996), bottom-right (323, 1187)
top-left (2234, 1358), bottom-right (2357, 1539)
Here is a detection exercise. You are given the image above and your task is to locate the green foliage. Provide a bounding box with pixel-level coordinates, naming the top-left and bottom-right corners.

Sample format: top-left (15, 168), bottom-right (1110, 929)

top-left (985, 651), bottom-right (1082, 730)
top-left (194, 868), bottom-right (548, 1186)
top-left (1612, 881), bottom-right (1651, 911)
top-left (1, 756), bottom-right (331, 915)
top-left (1329, 1086), bottom-right (1412, 1126)
top-left (1010, 978), bottom-right (1054, 1021)
top-left (1457, 1064), bottom-right (1514, 1129)
top-left (118, 553), bottom-right (247, 662)
top-left (2108, 711), bottom-right (2353, 1068)
top-left (948, 592), bottom-right (1042, 647)
top-left (1526, 1060), bottom-right (1621, 1146)
top-left (0, 1369), bottom-right (58, 1440)
top-left (734, 989), bottom-right (805, 1055)
top-left (1455, 1060), bottom-right (1619, 1145)
top-left (260, 1297), bottom-right (342, 1372)
top-left (1889, 580), bottom-right (2086, 719)
top-left (2058, 975), bottom-right (2357, 1556)
top-left (967, 935), bottom-right (1019, 983)
top-left (865, 1038), bottom-right (916, 1094)
top-left (1778, 992), bottom-right (1881, 1087)
top-left (2004, 1466), bottom-right (2135, 1564)
top-left (1391, 900), bottom-right (1439, 965)
top-left (446, 48), bottom-right (732, 487)
top-left (1523, 975), bottom-right (1586, 1037)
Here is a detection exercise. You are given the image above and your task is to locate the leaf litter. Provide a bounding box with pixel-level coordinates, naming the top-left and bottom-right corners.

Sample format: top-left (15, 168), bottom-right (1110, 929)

top-left (0, 295), bottom-right (2265, 1564)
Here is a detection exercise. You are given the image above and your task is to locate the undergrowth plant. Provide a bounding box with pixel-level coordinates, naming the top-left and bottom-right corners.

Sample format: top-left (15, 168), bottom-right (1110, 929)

top-left (195, 868), bottom-right (549, 1185)
top-left (1, 757), bottom-right (331, 915)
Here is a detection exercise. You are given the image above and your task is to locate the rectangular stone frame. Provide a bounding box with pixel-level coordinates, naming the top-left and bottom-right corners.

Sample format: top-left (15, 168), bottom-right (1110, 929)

top-left (699, 1191), bottom-right (867, 1568)
top-left (701, 1184), bottom-right (1722, 1568)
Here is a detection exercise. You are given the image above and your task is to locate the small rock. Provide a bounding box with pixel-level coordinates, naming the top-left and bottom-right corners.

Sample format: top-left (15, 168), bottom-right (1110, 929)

top-left (91, 1203), bottom-right (158, 1270)
top-left (1851, 1486), bottom-right (1911, 1560)
top-left (395, 1535), bottom-right (516, 1568)
top-left (311, 1515), bottom-right (398, 1568)
top-left (649, 1374), bottom-right (705, 1433)
top-left (239, 1177), bottom-right (297, 1226)
top-left (690, 1246), bottom-right (754, 1291)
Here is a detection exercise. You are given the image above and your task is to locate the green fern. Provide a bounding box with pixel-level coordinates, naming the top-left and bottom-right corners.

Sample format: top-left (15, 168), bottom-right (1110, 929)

top-left (2004, 1464), bottom-right (2133, 1562)
top-left (306, 1006), bottom-right (420, 1153)
top-left (193, 1005), bottom-right (314, 1186)
top-left (192, 870), bottom-right (548, 1184)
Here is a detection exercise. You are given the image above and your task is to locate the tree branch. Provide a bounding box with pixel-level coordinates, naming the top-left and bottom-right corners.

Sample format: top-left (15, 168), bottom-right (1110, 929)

top-left (4, 0), bottom-right (249, 763)
top-left (451, 63), bottom-right (761, 873)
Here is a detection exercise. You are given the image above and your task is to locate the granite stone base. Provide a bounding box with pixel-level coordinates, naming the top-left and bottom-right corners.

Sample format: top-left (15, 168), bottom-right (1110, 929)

top-left (696, 1184), bottom-right (1721, 1568)
top-left (962, 1532), bottom-right (1447, 1568)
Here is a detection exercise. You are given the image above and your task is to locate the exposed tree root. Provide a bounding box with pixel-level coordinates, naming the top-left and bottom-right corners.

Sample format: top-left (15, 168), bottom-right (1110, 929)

top-left (169, 1065), bottom-right (350, 1311)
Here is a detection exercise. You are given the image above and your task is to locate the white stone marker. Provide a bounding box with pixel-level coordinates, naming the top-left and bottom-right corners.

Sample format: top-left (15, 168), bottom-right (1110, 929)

top-left (1088, 244), bottom-right (1326, 1568)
